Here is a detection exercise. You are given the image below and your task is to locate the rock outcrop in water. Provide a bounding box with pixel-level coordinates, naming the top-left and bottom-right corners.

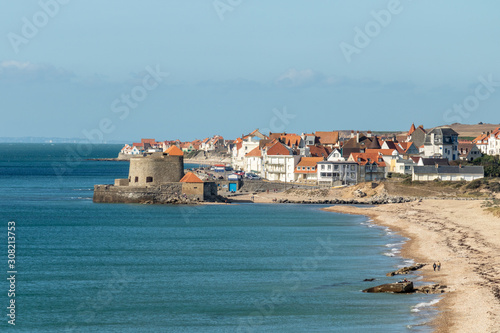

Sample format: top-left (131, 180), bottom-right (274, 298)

top-left (363, 282), bottom-right (414, 293)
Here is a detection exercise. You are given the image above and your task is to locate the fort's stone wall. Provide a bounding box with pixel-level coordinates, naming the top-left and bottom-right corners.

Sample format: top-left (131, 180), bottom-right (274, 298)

top-left (128, 153), bottom-right (184, 187)
top-left (94, 183), bottom-right (184, 203)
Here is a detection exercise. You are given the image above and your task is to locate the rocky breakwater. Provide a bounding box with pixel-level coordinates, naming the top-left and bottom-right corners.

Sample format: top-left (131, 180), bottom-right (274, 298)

top-left (276, 195), bottom-right (414, 205)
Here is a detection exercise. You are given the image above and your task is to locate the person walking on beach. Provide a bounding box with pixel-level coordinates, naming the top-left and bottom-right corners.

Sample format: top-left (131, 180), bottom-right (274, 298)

top-left (433, 262), bottom-right (437, 271)
top-left (437, 262), bottom-right (441, 271)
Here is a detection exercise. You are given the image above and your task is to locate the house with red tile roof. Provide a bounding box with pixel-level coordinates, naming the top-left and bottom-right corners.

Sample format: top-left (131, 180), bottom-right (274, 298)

top-left (314, 131), bottom-right (340, 148)
top-left (308, 145), bottom-right (332, 158)
top-left (294, 157), bottom-right (324, 183)
top-left (458, 142), bottom-right (482, 162)
top-left (232, 129), bottom-right (269, 171)
top-left (341, 131), bottom-right (377, 158)
top-left (473, 127), bottom-right (500, 155)
top-left (261, 141), bottom-right (300, 182)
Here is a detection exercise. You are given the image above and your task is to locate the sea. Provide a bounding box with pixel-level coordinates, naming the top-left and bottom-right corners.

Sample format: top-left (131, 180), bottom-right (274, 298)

top-left (0, 143), bottom-right (440, 332)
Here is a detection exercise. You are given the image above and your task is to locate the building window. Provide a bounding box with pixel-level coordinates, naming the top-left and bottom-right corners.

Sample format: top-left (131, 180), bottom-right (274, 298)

top-left (334, 165), bottom-right (339, 170)
top-left (321, 165), bottom-right (325, 170)
top-left (135, 177), bottom-right (138, 183)
top-left (129, 176), bottom-right (131, 182)
top-left (146, 177), bottom-right (153, 183)
top-left (327, 165), bottom-right (331, 170)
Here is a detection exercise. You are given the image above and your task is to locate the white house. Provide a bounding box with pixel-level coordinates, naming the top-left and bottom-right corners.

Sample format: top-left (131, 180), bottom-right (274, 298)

top-left (487, 128), bottom-right (500, 155)
top-left (317, 160), bottom-right (358, 186)
top-left (244, 147), bottom-right (263, 176)
top-left (423, 127), bottom-right (459, 161)
top-left (262, 141), bottom-right (300, 182)
top-left (232, 130), bottom-right (267, 170)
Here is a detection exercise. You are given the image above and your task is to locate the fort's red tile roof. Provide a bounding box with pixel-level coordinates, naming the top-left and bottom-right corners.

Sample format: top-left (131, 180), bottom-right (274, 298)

top-left (180, 172), bottom-right (203, 183)
top-left (164, 145), bottom-right (184, 156)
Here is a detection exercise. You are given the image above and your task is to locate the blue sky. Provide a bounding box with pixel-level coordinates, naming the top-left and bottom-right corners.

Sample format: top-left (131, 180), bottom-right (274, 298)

top-left (1, 0), bottom-right (499, 142)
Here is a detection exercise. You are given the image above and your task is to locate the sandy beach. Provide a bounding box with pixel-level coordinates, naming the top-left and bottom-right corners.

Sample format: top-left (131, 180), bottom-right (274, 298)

top-left (323, 200), bottom-right (500, 333)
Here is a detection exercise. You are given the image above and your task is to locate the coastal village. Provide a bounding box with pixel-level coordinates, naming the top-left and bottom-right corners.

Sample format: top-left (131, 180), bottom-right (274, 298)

top-left (93, 123), bottom-right (500, 203)
top-left (118, 123), bottom-right (499, 185)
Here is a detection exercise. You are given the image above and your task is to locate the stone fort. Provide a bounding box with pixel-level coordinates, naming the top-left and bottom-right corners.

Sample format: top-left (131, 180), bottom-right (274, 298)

top-left (94, 146), bottom-right (218, 203)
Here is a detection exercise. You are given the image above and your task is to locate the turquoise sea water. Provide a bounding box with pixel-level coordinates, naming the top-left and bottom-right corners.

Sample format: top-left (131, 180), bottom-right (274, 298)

top-left (0, 144), bottom-right (439, 332)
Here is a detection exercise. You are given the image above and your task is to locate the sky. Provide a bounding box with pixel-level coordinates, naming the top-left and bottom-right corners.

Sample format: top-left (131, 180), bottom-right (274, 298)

top-left (1, 0), bottom-right (500, 143)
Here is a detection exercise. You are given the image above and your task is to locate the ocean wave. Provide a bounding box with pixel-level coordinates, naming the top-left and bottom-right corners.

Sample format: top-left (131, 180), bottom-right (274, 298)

top-left (385, 242), bottom-right (404, 248)
top-left (411, 298), bottom-right (440, 312)
top-left (383, 252), bottom-right (395, 257)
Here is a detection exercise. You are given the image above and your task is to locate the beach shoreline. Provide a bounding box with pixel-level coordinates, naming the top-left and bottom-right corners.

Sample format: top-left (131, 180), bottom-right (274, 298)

top-left (322, 200), bottom-right (500, 333)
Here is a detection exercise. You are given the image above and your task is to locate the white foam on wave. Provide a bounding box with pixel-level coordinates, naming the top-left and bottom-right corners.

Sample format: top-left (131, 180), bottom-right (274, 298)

top-left (383, 252), bottom-right (395, 257)
top-left (385, 242), bottom-right (404, 248)
top-left (411, 298), bottom-right (440, 312)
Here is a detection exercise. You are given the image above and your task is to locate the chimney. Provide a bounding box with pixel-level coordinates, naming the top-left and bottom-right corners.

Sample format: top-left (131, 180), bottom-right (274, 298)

top-left (367, 131), bottom-right (372, 138)
top-left (350, 130), bottom-right (354, 138)
top-left (356, 131), bottom-right (360, 143)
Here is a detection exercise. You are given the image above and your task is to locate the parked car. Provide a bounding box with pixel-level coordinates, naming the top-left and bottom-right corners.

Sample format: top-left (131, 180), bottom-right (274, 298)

top-left (246, 173), bottom-right (261, 180)
top-left (234, 170), bottom-right (245, 176)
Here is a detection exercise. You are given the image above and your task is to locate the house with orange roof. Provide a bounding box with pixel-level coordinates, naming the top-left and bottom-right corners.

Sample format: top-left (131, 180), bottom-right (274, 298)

top-left (179, 142), bottom-right (194, 153)
top-left (232, 129), bottom-right (268, 171)
top-left (294, 157), bottom-right (324, 183)
top-left (348, 152), bottom-right (386, 181)
top-left (308, 145), bottom-right (332, 158)
top-left (120, 144), bottom-right (133, 155)
top-left (314, 131), bottom-right (340, 148)
top-left (473, 127), bottom-right (500, 155)
top-left (261, 141), bottom-right (300, 182)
